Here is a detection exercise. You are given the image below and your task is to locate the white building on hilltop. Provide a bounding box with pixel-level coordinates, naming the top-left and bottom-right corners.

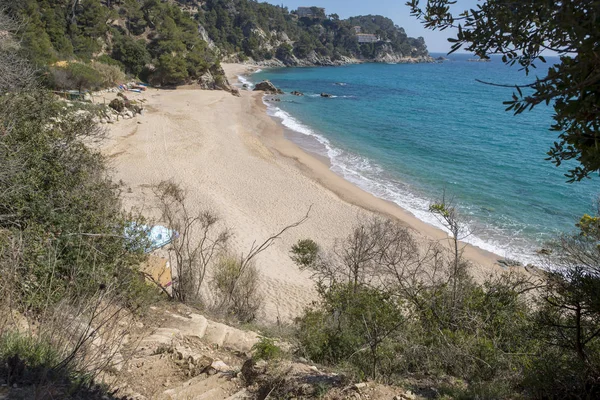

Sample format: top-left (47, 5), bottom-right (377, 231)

top-left (357, 33), bottom-right (379, 43)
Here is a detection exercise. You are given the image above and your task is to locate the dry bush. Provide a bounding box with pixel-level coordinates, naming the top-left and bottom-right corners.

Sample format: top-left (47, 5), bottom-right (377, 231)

top-left (295, 216), bottom-right (447, 294)
top-left (0, 230), bottom-right (134, 395)
top-left (91, 61), bottom-right (126, 87)
top-left (211, 254), bottom-right (262, 322)
top-left (154, 180), bottom-right (230, 304)
top-left (155, 180), bottom-right (310, 321)
top-left (0, 10), bottom-right (37, 93)
top-left (293, 215), bottom-right (543, 392)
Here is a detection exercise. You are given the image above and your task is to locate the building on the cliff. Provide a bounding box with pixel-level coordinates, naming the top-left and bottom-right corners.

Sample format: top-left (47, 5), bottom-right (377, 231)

top-left (357, 33), bottom-right (379, 43)
top-left (297, 6), bottom-right (325, 18)
top-left (353, 26), bottom-right (362, 34)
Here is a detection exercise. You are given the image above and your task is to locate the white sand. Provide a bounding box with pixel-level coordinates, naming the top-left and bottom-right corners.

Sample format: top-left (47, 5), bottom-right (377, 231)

top-left (101, 64), bottom-right (509, 322)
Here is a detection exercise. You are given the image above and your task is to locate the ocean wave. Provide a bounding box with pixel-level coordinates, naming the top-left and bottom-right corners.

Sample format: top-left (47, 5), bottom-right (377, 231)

top-left (236, 74), bottom-right (254, 89)
top-left (263, 99), bottom-right (540, 265)
top-left (264, 100), bottom-right (341, 160)
top-left (332, 159), bottom-right (541, 265)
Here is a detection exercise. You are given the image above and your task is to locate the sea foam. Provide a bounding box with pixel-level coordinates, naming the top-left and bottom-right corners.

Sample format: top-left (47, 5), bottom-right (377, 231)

top-left (258, 78), bottom-right (541, 266)
top-left (236, 74), bottom-right (254, 89)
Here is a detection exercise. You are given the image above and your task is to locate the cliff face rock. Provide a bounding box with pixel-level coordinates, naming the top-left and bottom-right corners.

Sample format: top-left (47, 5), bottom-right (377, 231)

top-left (197, 64), bottom-right (233, 93)
top-left (297, 51), bottom-right (359, 67)
top-left (245, 52), bottom-right (432, 68)
top-left (198, 24), bottom-right (218, 52)
top-left (242, 36), bottom-right (432, 67)
top-left (373, 53), bottom-right (434, 63)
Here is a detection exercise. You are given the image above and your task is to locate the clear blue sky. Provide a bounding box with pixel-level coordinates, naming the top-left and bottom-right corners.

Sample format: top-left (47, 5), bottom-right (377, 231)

top-left (263, 0), bottom-right (480, 53)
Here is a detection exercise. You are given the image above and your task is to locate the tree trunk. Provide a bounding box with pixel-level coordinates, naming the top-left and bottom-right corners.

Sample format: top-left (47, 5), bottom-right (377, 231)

top-left (575, 304), bottom-right (586, 361)
top-left (70, 0), bottom-right (80, 25)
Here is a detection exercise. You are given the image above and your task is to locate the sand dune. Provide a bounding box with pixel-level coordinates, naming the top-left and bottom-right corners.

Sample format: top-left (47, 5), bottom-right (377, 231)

top-left (101, 64), bottom-right (507, 322)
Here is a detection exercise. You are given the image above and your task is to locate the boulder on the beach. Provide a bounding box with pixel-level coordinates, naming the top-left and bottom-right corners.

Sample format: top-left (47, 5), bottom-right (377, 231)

top-left (497, 258), bottom-right (523, 268)
top-left (291, 91), bottom-right (304, 96)
top-left (254, 80), bottom-right (283, 94)
top-left (109, 98), bottom-right (125, 112)
top-left (320, 92), bottom-right (333, 98)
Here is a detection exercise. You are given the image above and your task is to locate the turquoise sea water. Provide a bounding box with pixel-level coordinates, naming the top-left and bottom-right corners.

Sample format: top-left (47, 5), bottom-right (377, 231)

top-left (242, 54), bottom-right (599, 264)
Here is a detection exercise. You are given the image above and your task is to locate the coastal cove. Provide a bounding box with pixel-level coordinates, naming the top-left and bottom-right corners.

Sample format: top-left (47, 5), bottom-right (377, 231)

top-left (100, 63), bottom-right (512, 323)
top-left (242, 55), bottom-right (600, 265)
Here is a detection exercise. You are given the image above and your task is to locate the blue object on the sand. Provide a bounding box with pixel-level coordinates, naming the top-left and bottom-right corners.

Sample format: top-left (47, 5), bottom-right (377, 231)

top-left (125, 223), bottom-right (178, 252)
top-left (147, 225), bottom-right (177, 250)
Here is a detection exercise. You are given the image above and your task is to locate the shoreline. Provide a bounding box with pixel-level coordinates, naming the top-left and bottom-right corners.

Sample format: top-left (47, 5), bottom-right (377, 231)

top-left (223, 63), bottom-right (514, 277)
top-left (236, 55), bottom-right (435, 69)
top-left (101, 65), bottom-right (529, 322)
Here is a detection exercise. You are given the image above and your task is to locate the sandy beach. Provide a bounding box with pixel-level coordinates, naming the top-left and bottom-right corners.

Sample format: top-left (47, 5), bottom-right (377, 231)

top-left (101, 63), bottom-right (510, 322)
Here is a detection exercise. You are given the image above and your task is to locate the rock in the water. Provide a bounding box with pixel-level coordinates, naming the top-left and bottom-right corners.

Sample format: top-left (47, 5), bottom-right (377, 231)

top-left (320, 93), bottom-right (333, 98)
top-left (254, 80), bottom-right (283, 94)
top-left (497, 258), bottom-right (523, 267)
top-left (291, 91), bottom-right (304, 96)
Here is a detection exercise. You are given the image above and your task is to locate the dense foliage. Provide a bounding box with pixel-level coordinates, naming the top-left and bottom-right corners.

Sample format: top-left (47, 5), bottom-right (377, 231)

top-left (292, 217), bottom-right (600, 398)
top-left (5, 0), bottom-right (221, 87)
top-left (408, 0), bottom-right (600, 182)
top-left (0, 92), bottom-right (153, 310)
top-left (199, 1), bottom-right (428, 62)
top-left (0, 17), bottom-right (161, 392)
top-left (5, 0), bottom-right (429, 90)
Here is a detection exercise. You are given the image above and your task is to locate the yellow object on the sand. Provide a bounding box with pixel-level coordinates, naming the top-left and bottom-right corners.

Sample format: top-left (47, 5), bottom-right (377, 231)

top-left (140, 255), bottom-right (172, 288)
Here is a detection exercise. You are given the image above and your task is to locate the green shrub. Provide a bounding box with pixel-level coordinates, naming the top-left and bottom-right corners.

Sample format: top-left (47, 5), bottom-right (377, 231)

top-left (111, 35), bottom-right (151, 77)
top-left (297, 283), bottom-right (403, 380)
top-left (293, 223), bottom-right (540, 391)
top-left (211, 255), bottom-right (262, 322)
top-left (0, 92), bottom-right (153, 311)
top-left (96, 54), bottom-right (124, 68)
top-left (0, 332), bottom-right (59, 375)
top-left (290, 239), bottom-right (319, 269)
top-left (152, 53), bottom-right (189, 86)
top-left (252, 337), bottom-right (282, 361)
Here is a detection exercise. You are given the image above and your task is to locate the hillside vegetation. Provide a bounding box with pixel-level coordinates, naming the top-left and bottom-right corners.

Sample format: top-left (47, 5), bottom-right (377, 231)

top-left (5, 0), bottom-right (429, 91)
top-left (198, 1), bottom-right (430, 64)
